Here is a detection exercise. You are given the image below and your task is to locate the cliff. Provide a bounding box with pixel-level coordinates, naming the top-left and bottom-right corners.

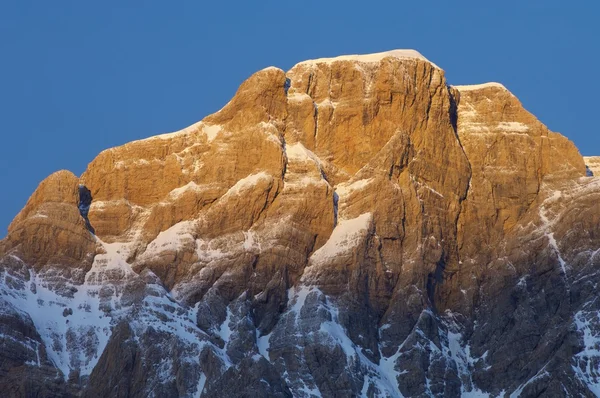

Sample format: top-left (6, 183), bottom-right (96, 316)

top-left (1, 49), bottom-right (598, 397)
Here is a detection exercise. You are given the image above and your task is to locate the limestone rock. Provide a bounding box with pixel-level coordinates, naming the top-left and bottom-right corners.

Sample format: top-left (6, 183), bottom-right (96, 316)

top-left (2, 50), bottom-right (600, 397)
top-left (584, 156), bottom-right (600, 176)
top-left (2, 170), bottom-right (97, 279)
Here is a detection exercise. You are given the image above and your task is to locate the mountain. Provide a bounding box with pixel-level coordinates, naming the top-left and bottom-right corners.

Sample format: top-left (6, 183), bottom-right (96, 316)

top-left (1, 49), bottom-right (599, 397)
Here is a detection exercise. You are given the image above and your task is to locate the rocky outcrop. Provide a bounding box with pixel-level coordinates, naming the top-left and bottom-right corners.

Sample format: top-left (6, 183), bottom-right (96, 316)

top-left (0, 170), bottom-right (97, 301)
top-left (585, 156), bottom-right (600, 176)
top-left (1, 49), bottom-right (599, 397)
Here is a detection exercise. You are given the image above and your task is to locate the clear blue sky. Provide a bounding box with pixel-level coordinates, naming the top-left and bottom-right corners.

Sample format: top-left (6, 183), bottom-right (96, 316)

top-left (1, 1), bottom-right (598, 238)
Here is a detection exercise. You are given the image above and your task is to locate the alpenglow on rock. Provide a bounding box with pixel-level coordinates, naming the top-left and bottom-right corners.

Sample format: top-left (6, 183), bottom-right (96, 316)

top-left (1, 49), bottom-right (600, 397)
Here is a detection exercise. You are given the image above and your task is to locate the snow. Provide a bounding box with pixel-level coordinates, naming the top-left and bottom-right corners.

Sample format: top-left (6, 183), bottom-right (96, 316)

top-left (243, 230), bottom-right (260, 251)
top-left (195, 239), bottom-right (228, 262)
top-left (296, 49), bottom-right (440, 69)
top-left (257, 121), bottom-right (283, 146)
top-left (460, 121), bottom-right (530, 135)
top-left (309, 213), bottom-right (372, 265)
top-left (138, 120), bottom-right (223, 144)
top-left (283, 142), bottom-right (329, 191)
top-left (223, 172), bottom-right (271, 197)
top-left (297, 383), bottom-right (322, 398)
top-left (462, 390), bottom-right (493, 398)
top-left (283, 286), bottom-right (405, 396)
top-left (261, 66), bottom-right (282, 72)
top-left (308, 290), bottom-right (406, 397)
top-left (168, 181), bottom-right (204, 199)
top-left (376, 331), bottom-right (406, 398)
top-left (114, 159), bottom-right (151, 168)
top-left (318, 304), bottom-right (356, 359)
top-left (546, 231), bottom-right (567, 275)
top-left (288, 285), bottom-right (313, 323)
top-left (216, 307), bottom-right (233, 346)
top-left (194, 373), bottom-right (207, 398)
top-left (360, 377), bottom-right (371, 397)
top-left (496, 122), bottom-right (529, 132)
top-left (285, 142), bottom-right (326, 177)
top-left (193, 229), bottom-right (263, 268)
top-left (278, 287), bottom-right (496, 397)
top-left (152, 120), bottom-right (204, 140)
top-left (257, 331), bottom-right (272, 360)
top-left (572, 309), bottom-right (600, 395)
top-left (139, 221), bottom-right (196, 260)
top-left (286, 142), bottom-right (315, 162)
top-left (335, 179), bottom-right (373, 199)
top-left (446, 328), bottom-right (490, 396)
top-left (88, 200), bottom-right (109, 211)
top-left (538, 192), bottom-right (569, 276)
top-left (517, 276), bottom-right (528, 288)
top-left (415, 181), bottom-right (444, 198)
top-left (453, 82), bottom-right (508, 92)
top-left (138, 293), bottom-right (206, 343)
top-left (574, 311), bottom-right (600, 360)
top-left (1, 240), bottom-right (220, 390)
top-left (202, 124), bottom-right (222, 142)
top-left (510, 366), bottom-right (550, 398)
top-left (0, 248), bottom-right (119, 378)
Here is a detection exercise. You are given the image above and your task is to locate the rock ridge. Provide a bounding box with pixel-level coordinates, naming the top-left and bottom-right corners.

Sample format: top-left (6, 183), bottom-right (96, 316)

top-left (1, 50), bottom-right (598, 398)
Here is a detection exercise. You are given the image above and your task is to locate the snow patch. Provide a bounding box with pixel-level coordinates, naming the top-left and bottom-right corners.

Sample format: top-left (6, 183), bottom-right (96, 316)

top-left (288, 285), bottom-right (313, 323)
top-left (216, 307), bottom-right (233, 347)
top-left (287, 142), bottom-right (315, 162)
top-left (261, 66), bottom-right (282, 72)
top-left (195, 373), bottom-right (207, 398)
top-left (318, 303), bottom-right (355, 358)
top-left (243, 230), bottom-right (260, 252)
top-left (139, 221), bottom-right (195, 259)
top-left (223, 172), bottom-right (271, 197)
top-left (538, 193), bottom-right (568, 276)
top-left (335, 179), bottom-right (373, 199)
top-left (257, 331), bottom-right (272, 360)
top-left (0, 243), bottom-right (129, 378)
top-left (510, 366), bottom-right (550, 398)
top-left (202, 124), bottom-right (222, 142)
top-left (496, 122), bottom-right (529, 133)
top-left (454, 82), bottom-right (508, 92)
top-left (378, 344), bottom-right (404, 398)
top-left (145, 120), bottom-right (223, 143)
top-left (168, 181), bottom-right (204, 199)
top-left (296, 49), bottom-right (440, 69)
top-left (310, 213), bottom-right (372, 265)
top-left (151, 121), bottom-right (204, 140)
top-left (572, 310), bottom-right (600, 395)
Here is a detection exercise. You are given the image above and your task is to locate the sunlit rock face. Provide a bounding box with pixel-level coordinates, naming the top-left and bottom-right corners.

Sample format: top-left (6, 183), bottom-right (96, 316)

top-left (2, 49), bottom-right (600, 397)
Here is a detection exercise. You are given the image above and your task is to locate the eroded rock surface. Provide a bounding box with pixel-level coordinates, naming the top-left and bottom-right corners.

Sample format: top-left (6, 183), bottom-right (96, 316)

top-left (1, 50), bottom-right (599, 397)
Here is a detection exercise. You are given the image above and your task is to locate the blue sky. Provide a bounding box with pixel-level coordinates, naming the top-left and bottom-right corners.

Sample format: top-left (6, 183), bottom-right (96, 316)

top-left (1, 1), bottom-right (598, 237)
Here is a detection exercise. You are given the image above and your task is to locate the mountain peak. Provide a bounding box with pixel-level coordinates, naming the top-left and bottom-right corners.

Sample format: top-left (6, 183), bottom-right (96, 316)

top-left (294, 48), bottom-right (439, 69)
top-left (1, 49), bottom-right (597, 397)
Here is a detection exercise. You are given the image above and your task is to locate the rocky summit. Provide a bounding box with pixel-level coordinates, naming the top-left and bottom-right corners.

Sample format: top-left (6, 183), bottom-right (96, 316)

top-left (1, 49), bottom-right (599, 397)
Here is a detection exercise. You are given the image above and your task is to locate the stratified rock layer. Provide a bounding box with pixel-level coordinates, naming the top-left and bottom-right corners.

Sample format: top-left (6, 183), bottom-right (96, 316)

top-left (1, 50), bottom-right (599, 397)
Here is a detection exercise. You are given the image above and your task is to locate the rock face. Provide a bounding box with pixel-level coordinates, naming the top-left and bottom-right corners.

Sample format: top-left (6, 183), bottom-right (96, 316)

top-left (584, 156), bottom-right (600, 176)
top-left (1, 49), bottom-right (599, 397)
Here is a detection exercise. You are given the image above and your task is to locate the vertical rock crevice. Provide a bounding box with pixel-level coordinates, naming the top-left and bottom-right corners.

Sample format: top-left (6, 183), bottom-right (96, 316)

top-left (78, 185), bottom-right (95, 234)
